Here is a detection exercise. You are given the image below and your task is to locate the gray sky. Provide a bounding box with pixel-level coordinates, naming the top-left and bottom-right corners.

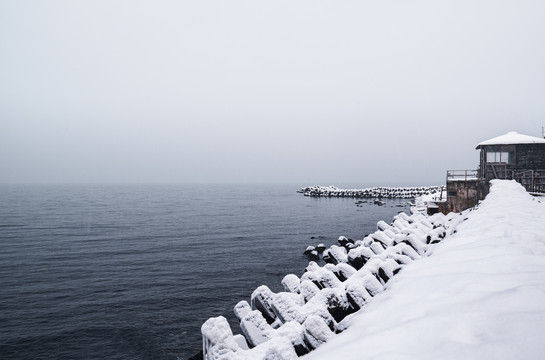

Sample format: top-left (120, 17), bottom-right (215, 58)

top-left (1, 0), bottom-right (544, 185)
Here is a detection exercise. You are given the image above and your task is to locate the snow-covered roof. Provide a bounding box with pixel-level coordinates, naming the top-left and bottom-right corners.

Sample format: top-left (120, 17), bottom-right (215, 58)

top-left (476, 131), bottom-right (545, 149)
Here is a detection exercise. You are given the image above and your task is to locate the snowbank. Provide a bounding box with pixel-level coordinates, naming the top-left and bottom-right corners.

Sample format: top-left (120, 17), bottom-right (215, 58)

top-left (305, 180), bottom-right (545, 360)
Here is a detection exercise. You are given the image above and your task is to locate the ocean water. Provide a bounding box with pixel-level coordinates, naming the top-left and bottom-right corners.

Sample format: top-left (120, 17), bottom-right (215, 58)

top-left (0, 184), bottom-right (411, 360)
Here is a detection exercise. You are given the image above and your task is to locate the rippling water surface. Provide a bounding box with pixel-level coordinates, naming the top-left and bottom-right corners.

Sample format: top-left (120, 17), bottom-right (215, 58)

top-left (0, 184), bottom-right (410, 359)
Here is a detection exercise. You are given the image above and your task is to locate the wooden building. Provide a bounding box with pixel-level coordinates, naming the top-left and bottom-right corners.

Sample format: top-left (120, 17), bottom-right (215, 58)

top-left (435, 131), bottom-right (545, 214)
top-left (476, 131), bottom-right (545, 193)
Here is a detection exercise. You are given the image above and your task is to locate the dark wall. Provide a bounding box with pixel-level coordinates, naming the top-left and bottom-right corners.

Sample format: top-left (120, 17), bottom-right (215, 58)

top-left (515, 144), bottom-right (545, 169)
top-left (477, 143), bottom-right (545, 193)
top-left (445, 179), bottom-right (488, 213)
top-left (479, 143), bottom-right (545, 180)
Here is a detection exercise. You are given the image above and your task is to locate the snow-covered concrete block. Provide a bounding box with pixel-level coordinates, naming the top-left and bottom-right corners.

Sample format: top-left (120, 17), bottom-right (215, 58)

top-left (390, 242), bottom-right (420, 261)
top-left (251, 285), bottom-right (277, 324)
top-left (377, 220), bottom-right (392, 232)
top-left (347, 246), bottom-right (374, 270)
top-left (240, 310), bottom-right (274, 347)
top-left (270, 287), bottom-right (337, 330)
top-left (202, 316), bottom-right (242, 360)
top-left (239, 308), bottom-right (310, 357)
top-left (301, 266), bottom-right (343, 290)
top-left (299, 280), bottom-right (320, 302)
top-left (246, 336), bottom-right (299, 360)
top-left (383, 228), bottom-right (398, 240)
top-left (344, 279), bottom-right (372, 309)
top-left (362, 236), bottom-right (374, 247)
top-left (330, 262), bottom-right (357, 282)
top-left (428, 212), bottom-right (446, 227)
top-left (361, 257), bottom-right (383, 274)
top-left (303, 315), bottom-right (335, 350)
top-left (371, 230), bottom-right (394, 247)
top-left (361, 273), bottom-right (384, 296)
top-left (327, 245), bottom-right (348, 264)
top-left (274, 321), bottom-right (309, 356)
top-left (281, 274), bottom-right (300, 294)
top-left (234, 300), bottom-right (252, 321)
top-left (233, 334), bottom-right (249, 350)
top-left (271, 292), bottom-right (306, 324)
top-left (394, 212), bottom-right (411, 223)
top-left (202, 315), bottom-right (235, 347)
top-left (313, 287), bottom-right (356, 323)
top-left (377, 258), bottom-right (402, 284)
top-left (393, 218), bottom-right (411, 232)
top-left (305, 261), bottom-right (320, 273)
top-left (426, 226), bottom-right (446, 244)
top-left (385, 252), bottom-right (413, 265)
top-left (405, 227), bottom-right (428, 243)
top-left (400, 233), bottom-right (427, 255)
top-left (369, 241), bottom-right (385, 254)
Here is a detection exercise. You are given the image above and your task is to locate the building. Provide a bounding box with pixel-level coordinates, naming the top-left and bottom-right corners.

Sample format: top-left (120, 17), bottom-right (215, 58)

top-left (476, 131), bottom-right (545, 193)
top-left (435, 130), bottom-right (545, 214)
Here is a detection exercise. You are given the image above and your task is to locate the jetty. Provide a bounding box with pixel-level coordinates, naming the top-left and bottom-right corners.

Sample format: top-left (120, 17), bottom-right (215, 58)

top-left (298, 185), bottom-right (445, 199)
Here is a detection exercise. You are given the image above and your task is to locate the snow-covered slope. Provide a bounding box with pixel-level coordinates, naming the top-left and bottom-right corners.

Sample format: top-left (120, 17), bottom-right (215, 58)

top-left (305, 179), bottom-right (545, 360)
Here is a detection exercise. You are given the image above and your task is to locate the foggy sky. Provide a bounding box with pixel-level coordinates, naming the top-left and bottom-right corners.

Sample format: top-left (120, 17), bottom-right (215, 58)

top-left (1, 0), bottom-right (544, 185)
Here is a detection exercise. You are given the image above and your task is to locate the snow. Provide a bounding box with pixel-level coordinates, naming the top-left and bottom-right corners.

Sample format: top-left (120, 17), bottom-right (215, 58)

top-left (282, 274), bottom-right (301, 294)
top-left (302, 315), bottom-right (335, 349)
top-left (304, 180), bottom-right (545, 360)
top-left (240, 310), bottom-right (274, 347)
top-left (201, 180), bottom-right (545, 360)
top-left (234, 300), bottom-right (251, 320)
top-left (300, 185), bottom-right (445, 199)
top-left (476, 131), bottom-right (545, 147)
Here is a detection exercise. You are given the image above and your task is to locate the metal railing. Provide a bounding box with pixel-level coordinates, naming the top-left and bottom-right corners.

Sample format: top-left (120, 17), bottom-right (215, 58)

top-left (446, 170), bottom-right (479, 182)
top-left (483, 166), bottom-right (545, 193)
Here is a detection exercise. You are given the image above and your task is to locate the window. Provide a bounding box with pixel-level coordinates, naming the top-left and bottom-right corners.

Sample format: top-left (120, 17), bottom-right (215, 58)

top-left (486, 151), bottom-right (514, 164)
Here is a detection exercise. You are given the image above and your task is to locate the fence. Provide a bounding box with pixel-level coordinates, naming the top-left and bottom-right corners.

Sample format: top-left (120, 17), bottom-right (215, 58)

top-left (446, 170), bottom-right (479, 182)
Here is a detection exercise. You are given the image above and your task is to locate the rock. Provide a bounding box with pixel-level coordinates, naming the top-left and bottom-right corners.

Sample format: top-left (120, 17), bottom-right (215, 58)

top-left (303, 246), bottom-right (315, 255)
top-left (188, 350), bottom-right (203, 360)
top-left (308, 250), bottom-right (320, 260)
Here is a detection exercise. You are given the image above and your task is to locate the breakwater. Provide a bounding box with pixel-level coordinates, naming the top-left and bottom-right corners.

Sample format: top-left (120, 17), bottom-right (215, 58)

top-left (200, 206), bottom-right (468, 359)
top-left (299, 185), bottom-right (445, 198)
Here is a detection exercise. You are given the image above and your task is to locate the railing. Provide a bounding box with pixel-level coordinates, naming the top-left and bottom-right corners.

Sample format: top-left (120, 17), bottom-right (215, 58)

top-left (513, 169), bottom-right (545, 194)
top-left (483, 166), bottom-right (545, 194)
top-left (446, 168), bottom-right (545, 193)
top-left (446, 170), bottom-right (479, 182)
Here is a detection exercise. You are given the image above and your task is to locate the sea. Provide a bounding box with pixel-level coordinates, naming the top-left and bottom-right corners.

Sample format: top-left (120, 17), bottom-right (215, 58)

top-left (0, 184), bottom-right (412, 360)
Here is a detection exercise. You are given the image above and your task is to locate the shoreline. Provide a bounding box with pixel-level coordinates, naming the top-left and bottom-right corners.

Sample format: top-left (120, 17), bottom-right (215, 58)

top-left (199, 185), bottom-right (458, 359)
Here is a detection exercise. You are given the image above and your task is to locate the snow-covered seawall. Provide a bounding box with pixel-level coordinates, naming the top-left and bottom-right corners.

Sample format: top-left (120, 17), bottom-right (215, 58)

top-left (201, 189), bottom-right (462, 359)
top-left (200, 180), bottom-right (545, 360)
top-left (300, 185), bottom-right (445, 198)
top-left (306, 179), bottom-right (545, 360)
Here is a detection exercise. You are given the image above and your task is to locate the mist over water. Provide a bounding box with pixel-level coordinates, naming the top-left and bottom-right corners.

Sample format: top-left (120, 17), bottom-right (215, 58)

top-left (0, 184), bottom-right (410, 359)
